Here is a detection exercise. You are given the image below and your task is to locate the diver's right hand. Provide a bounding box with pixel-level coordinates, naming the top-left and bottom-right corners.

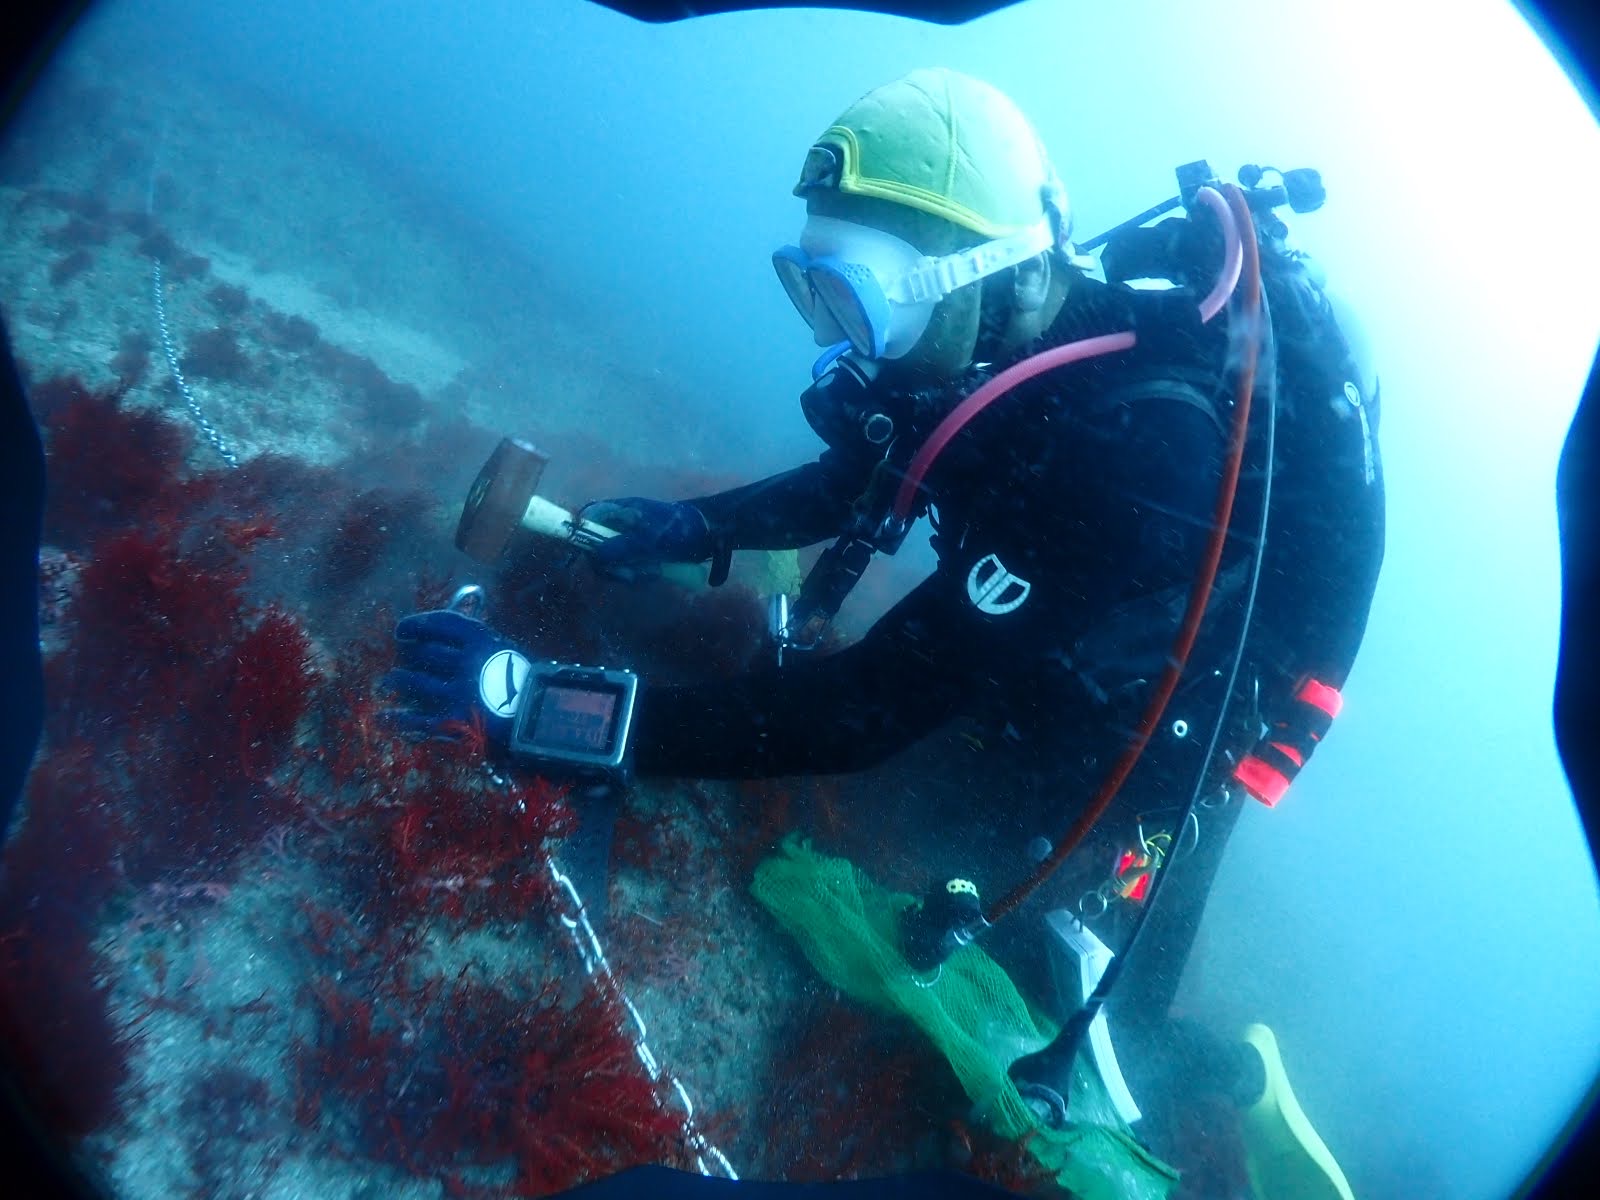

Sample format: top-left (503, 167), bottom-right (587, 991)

top-left (581, 497), bottom-right (713, 567)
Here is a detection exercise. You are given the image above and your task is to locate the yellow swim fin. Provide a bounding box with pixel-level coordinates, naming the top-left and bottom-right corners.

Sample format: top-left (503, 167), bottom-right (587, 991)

top-left (1238, 1023), bottom-right (1356, 1200)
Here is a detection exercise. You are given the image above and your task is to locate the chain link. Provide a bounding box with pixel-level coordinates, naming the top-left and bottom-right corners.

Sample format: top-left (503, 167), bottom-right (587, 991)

top-left (153, 260), bottom-right (238, 468)
top-left (547, 855), bottom-right (738, 1180)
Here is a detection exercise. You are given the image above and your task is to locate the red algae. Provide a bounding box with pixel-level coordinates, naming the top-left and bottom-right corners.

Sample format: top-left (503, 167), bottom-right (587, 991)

top-left (297, 970), bottom-right (690, 1195)
top-left (32, 374), bottom-right (192, 547)
top-left (0, 744), bottom-right (135, 1136)
top-left (181, 326), bottom-right (256, 383)
top-left (44, 522), bottom-right (318, 881)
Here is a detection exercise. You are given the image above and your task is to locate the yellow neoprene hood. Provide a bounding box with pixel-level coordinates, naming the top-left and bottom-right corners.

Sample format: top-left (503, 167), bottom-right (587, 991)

top-left (796, 67), bottom-right (1067, 242)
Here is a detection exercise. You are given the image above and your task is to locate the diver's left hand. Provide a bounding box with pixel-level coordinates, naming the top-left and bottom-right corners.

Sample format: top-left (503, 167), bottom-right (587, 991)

top-left (382, 609), bottom-right (529, 748)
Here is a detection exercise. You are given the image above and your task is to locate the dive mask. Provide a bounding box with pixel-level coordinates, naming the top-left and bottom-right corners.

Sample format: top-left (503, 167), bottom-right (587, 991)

top-left (772, 214), bottom-right (1055, 360)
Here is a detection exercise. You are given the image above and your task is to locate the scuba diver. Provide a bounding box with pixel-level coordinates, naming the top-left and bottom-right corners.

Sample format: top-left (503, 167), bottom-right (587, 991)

top-left (389, 69), bottom-right (1383, 1200)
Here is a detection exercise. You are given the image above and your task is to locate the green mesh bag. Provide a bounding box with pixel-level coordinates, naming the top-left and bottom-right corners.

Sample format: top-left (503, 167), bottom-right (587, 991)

top-left (752, 838), bottom-right (1179, 1200)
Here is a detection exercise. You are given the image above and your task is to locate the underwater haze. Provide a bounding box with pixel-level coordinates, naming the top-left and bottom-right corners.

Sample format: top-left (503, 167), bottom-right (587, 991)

top-left (6, 0), bottom-right (1600, 1198)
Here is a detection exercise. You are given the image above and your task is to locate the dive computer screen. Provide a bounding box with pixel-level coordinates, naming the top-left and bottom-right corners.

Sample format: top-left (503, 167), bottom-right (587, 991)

top-left (531, 684), bottom-right (618, 755)
top-left (508, 663), bottom-right (639, 780)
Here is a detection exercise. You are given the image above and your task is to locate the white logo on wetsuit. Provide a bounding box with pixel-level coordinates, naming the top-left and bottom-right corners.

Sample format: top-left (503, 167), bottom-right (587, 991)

top-left (966, 554), bottom-right (1031, 615)
top-left (478, 649), bottom-right (532, 718)
top-left (1343, 379), bottom-right (1378, 486)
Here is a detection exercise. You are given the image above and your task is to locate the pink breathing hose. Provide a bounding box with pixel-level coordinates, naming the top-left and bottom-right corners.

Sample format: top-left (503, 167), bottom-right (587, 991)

top-left (891, 185), bottom-right (1243, 521)
top-left (984, 182), bottom-right (1261, 925)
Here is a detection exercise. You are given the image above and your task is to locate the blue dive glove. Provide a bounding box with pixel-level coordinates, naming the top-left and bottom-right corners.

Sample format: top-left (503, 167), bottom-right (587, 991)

top-left (581, 497), bottom-right (713, 567)
top-left (384, 608), bottom-right (532, 748)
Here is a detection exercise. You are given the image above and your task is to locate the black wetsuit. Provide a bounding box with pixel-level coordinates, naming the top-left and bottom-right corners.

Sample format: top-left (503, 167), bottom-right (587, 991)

top-left (632, 257), bottom-right (1384, 796)
top-left (627, 252), bottom-right (1385, 1041)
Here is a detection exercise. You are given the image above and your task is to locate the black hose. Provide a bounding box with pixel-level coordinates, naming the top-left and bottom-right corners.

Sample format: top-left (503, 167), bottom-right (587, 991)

top-left (1007, 270), bottom-right (1279, 1114)
top-left (1079, 298), bottom-right (1277, 1027)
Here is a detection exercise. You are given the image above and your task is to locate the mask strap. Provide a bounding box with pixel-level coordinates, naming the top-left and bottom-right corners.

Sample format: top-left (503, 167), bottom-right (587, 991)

top-left (894, 218), bottom-right (1056, 306)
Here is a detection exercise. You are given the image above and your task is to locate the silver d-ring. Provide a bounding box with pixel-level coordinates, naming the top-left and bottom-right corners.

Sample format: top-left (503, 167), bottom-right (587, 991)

top-left (448, 583), bottom-right (487, 618)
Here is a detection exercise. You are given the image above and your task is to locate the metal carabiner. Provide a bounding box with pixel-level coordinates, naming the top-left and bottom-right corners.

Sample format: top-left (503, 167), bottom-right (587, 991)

top-left (448, 583), bottom-right (488, 620)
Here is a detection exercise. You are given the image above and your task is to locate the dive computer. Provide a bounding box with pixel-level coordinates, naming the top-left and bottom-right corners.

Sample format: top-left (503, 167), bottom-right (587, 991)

top-left (507, 662), bottom-right (639, 785)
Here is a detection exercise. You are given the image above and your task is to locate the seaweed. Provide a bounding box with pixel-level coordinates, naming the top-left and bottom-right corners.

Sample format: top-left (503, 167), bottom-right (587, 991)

top-left (949, 1122), bottom-right (1061, 1198)
top-left (32, 187), bottom-right (109, 223)
top-left (231, 607), bottom-right (317, 779)
top-left (298, 970), bottom-right (691, 1195)
top-left (276, 618), bottom-right (705, 1191)
top-left (131, 222), bottom-right (206, 278)
top-left (135, 229), bottom-right (179, 262)
top-left (205, 451), bottom-right (338, 529)
top-left (0, 909), bottom-right (134, 1138)
top-left (312, 487), bottom-right (432, 592)
top-left (44, 522), bottom-right (317, 881)
top-left (760, 998), bottom-right (955, 1181)
top-left (206, 282), bottom-right (250, 317)
top-left (172, 253), bottom-right (211, 281)
top-left (311, 341), bottom-right (425, 427)
top-left (0, 743), bottom-right (136, 1136)
top-left (184, 1064), bottom-right (273, 1136)
top-left (110, 331), bottom-right (151, 389)
top-left (334, 733), bottom-right (573, 931)
top-left (43, 216), bottom-right (108, 250)
top-left (181, 326), bottom-right (255, 384)
top-left (32, 373), bottom-right (192, 547)
top-left (10, 311), bottom-right (786, 1180)
top-left (48, 246), bottom-right (93, 286)
top-left (261, 310), bottom-right (320, 353)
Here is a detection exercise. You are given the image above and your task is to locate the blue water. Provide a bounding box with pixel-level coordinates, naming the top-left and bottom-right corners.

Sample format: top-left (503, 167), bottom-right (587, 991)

top-left (20, 0), bottom-right (1600, 1196)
